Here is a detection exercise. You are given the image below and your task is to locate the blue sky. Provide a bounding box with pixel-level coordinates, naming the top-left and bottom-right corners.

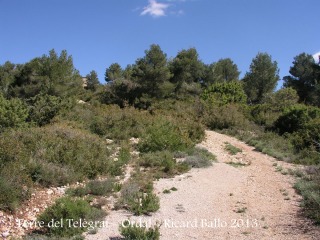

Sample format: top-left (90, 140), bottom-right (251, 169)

top-left (0, 0), bottom-right (319, 88)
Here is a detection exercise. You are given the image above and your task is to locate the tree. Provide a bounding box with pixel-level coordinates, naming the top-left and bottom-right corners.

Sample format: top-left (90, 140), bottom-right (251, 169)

top-left (105, 63), bottom-right (123, 83)
top-left (85, 70), bottom-right (100, 91)
top-left (169, 48), bottom-right (205, 87)
top-left (283, 53), bottom-right (320, 105)
top-left (0, 61), bottom-right (16, 98)
top-left (242, 52), bottom-right (279, 104)
top-left (132, 44), bottom-right (172, 98)
top-left (11, 49), bottom-right (83, 98)
top-left (204, 58), bottom-right (240, 85)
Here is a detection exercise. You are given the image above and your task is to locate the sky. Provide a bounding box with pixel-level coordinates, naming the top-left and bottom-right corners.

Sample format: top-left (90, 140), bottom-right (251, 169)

top-left (0, 0), bottom-right (319, 88)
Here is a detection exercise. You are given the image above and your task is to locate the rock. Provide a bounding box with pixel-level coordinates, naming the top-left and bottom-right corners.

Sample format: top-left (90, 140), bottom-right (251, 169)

top-left (106, 139), bottom-right (114, 144)
top-left (129, 137), bottom-right (139, 145)
top-left (2, 231), bottom-right (10, 238)
top-left (47, 189), bottom-right (54, 195)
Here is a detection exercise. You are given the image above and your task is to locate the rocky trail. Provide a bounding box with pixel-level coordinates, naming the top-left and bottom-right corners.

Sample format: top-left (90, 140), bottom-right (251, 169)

top-left (1, 130), bottom-right (320, 239)
top-left (86, 130), bottom-right (320, 240)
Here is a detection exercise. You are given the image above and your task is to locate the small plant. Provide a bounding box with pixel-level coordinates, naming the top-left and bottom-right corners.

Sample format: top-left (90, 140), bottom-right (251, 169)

top-left (37, 197), bottom-right (106, 237)
top-left (67, 178), bottom-right (115, 197)
top-left (235, 207), bottom-right (247, 213)
top-left (225, 142), bottom-right (242, 155)
top-left (275, 165), bottom-right (283, 172)
top-left (226, 162), bottom-right (247, 168)
top-left (163, 189), bottom-right (171, 194)
top-left (117, 181), bottom-right (160, 216)
top-left (119, 220), bottom-right (160, 240)
top-left (170, 187), bottom-right (178, 191)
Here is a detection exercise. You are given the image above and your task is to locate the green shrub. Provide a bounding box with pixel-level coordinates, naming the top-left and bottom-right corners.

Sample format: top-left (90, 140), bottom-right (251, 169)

top-left (119, 220), bottom-right (160, 240)
top-left (0, 123), bottom-right (116, 192)
top-left (139, 151), bottom-right (190, 176)
top-left (27, 94), bottom-right (65, 126)
top-left (86, 179), bottom-right (115, 196)
top-left (204, 104), bottom-right (249, 130)
top-left (202, 81), bottom-right (247, 105)
top-left (274, 104), bottom-right (320, 135)
top-left (117, 180), bottom-right (160, 216)
top-left (0, 94), bottom-right (29, 131)
top-left (37, 197), bottom-right (106, 237)
top-left (181, 147), bottom-right (216, 168)
top-left (225, 143), bottom-right (242, 155)
top-left (294, 170), bottom-right (320, 224)
top-left (250, 104), bottom-right (282, 128)
top-left (0, 170), bottom-right (32, 212)
top-left (138, 120), bottom-right (190, 153)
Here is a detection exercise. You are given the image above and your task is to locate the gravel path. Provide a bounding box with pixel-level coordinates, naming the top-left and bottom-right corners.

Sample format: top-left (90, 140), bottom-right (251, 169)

top-left (86, 130), bottom-right (320, 240)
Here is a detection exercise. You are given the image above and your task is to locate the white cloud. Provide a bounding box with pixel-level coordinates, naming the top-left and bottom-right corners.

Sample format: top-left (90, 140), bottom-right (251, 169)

top-left (141, 0), bottom-right (170, 17)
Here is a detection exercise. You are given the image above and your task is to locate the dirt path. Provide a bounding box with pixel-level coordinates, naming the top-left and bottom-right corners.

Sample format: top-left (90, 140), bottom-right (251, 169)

top-left (86, 130), bottom-right (320, 240)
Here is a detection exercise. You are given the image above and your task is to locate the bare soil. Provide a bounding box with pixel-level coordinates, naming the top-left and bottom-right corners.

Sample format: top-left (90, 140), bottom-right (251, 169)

top-left (86, 130), bottom-right (320, 240)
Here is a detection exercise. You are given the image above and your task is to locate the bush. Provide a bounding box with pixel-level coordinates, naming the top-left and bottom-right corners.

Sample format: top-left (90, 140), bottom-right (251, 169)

top-left (274, 104), bottom-right (320, 135)
top-left (138, 120), bottom-right (190, 153)
top-left (0, 93), bottom-right (29, 131)
top-left (225, 143), bottom-right (242, 155)
top-left (0, 169), bottom-right (32, 212)
top-left (139, 151), bottom-right (190, 176)
top-left (119, 220), bottom-right (160, 240)
top-left (204, 104), bottom-right (249, 130)
top-left (85, 179), bottom-right (115, 196)
top-left (182, 147), bottom-right (216, 168)
top-left (117, 180), bottom-right (160, 216)
top-left (67, 178), bottom-right (115, 197)
top-left (202, 81), bottom-right (247, 105)
top-left (294, 168), bottom-right (320, 224)
top-left (27, 94), bottom-right (66, 126)
top-left (37, 197), bottom-right (106, 237)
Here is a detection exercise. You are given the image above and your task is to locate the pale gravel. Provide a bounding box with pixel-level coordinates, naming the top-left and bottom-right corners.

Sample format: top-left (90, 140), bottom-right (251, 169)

top-left (86, 130), bottom-right (320, 240)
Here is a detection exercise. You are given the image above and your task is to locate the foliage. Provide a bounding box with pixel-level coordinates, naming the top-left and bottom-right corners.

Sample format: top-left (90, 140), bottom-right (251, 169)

top-left (294, 167), bottom-right (320, 224)
top-left (105, 63), bottom-right (123, 83)
top-left (181, 147), bottom-right (216, 168)
top-left (202, 81), bottom-right (247, 105)
top-left (85, 70), bottom-right (100, 91)
top-left (11, 49), bottom-right (83, 99)
top-left (67, 178), bottom-right (116, 197)
top-left (119, 220), bottom-right (160, 240)
top-left (132, 44), bottom-right (172, 99)
top-left (225, 143), bottom-right (242, 155)
top-left (262, 87), bottom-right (299, 108)
top-left (0, 61), bottom-right (16, 97)
top-left (139, 151), bottom-right (189, 176)
top-left (169, 47), bottom-right (205, 89)
top-left (274, 104), bottom-right (320, 135)
top-left (242, 52), bottom-right (279, 103)
top-left (0, 123), bottom-right (114, 189)
top-left (138, 120), bottom-right (191, 153)
top-left (37, 197), bottom-right (106, 237)
top-left (27, 94), bottom-right (65, 126)
top-left (204, 104), bottom-right (249, 130)
top-left (0, 93), bottom-right (29, 131)
top-left (204, 58), bottom-right (240, 84)
top-left (283, 53), bottom-right (320, 105)
top-left (117, 181), bottom-right (160, 216)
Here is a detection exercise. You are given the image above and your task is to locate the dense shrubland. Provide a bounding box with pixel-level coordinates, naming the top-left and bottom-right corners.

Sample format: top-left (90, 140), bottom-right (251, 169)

top-left (1, 45), bottom-right (320, 238)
